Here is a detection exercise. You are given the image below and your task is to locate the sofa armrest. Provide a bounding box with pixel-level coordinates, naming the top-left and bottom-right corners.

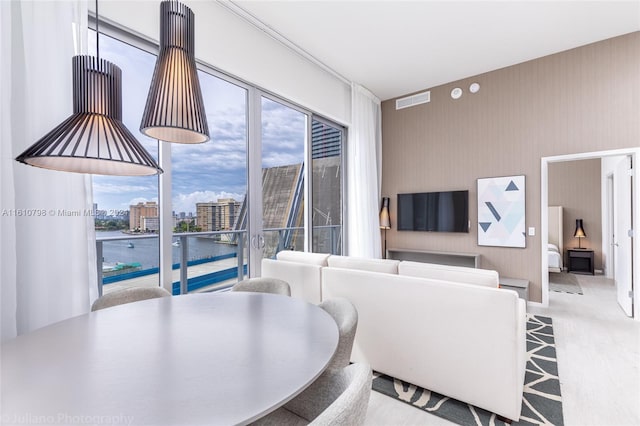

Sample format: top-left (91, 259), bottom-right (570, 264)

top-left (262, 258), bottom-right (323, 304)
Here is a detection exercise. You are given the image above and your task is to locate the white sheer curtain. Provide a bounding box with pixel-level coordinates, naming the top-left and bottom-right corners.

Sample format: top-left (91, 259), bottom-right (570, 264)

top-left (1, 0), bottom-right (95, 342)
top-left (347, 83), bottom-right (383, 258)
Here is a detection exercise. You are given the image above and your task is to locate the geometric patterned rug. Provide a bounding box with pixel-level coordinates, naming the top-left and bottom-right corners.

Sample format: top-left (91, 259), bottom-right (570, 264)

top-left (371, 315), bottom-right (564, 425)
top-left (549, 272), bottom-right (583, 295)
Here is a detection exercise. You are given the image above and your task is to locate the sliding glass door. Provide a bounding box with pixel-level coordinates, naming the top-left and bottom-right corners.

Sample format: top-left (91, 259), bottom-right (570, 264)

top-left (311, 118), bottom-right (344, 254)
top-left (171, 72), bottom-right (248, 293)
top-left (246, 96), bottom-right (345, 275)
top-left (260, 96), bottom-right (307, 258)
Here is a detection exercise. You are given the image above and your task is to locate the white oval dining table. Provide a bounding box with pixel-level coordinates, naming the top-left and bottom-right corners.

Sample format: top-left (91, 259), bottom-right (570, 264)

top-left (1, 292), bottom-right (339, 426)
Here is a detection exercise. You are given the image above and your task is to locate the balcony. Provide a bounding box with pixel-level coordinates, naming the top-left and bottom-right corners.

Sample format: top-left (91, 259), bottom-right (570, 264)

top-left (96, 225), bottom-right (341, 296)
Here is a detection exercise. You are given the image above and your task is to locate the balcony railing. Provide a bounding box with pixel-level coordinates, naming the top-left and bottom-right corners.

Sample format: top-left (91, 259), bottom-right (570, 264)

top-left (96, 225), bottom-right (341, 296)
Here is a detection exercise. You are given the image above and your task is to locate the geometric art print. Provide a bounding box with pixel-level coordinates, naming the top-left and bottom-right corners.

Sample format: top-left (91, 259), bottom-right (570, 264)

top-left (477, 175), bottom-right (526, 248)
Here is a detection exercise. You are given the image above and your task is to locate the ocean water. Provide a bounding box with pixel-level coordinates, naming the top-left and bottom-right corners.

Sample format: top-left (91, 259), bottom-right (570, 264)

top-left (97, 231), bottom-right (239, 270)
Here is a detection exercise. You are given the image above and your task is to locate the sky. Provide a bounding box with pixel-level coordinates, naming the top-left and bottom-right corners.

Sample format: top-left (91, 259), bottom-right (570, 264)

top-left (91, 33), bottom-right (305, 214)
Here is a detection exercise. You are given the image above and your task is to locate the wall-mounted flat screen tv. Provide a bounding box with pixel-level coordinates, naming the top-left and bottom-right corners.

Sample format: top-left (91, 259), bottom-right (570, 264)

top-left (397, 190), bottom-right (469, 233)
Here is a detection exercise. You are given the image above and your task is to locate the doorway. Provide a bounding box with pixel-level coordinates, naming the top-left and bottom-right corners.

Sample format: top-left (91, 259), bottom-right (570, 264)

top-left (541, 149), bottom-right (639, 320)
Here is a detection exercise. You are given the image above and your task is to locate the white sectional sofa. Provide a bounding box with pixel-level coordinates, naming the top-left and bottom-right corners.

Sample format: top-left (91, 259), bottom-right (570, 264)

top-left (262, 251), bottom-right (527, 421)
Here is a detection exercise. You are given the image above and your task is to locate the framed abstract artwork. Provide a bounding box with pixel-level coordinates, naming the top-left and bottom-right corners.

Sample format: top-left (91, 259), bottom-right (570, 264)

top-left (477, 175), bottom-right (526, 248)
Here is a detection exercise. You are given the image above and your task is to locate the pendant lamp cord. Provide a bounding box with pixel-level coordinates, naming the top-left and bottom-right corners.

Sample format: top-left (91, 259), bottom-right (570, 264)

top-left (95, 0), bottom-right (100, 147)
top-left (95, 0), bottom-right (99, 62)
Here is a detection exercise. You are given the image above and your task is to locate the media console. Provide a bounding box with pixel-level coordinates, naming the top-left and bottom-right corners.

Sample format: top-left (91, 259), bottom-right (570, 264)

top-left (387, 248), bottom-right (481, 268)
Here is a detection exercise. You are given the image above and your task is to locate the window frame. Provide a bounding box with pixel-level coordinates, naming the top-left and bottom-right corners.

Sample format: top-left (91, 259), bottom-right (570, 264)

top-left (90, 17), bottom-right (347, 287)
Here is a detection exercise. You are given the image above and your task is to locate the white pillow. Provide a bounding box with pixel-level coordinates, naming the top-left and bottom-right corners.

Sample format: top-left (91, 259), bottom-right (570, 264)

top-left (548, 243), bottom-right (560, 253)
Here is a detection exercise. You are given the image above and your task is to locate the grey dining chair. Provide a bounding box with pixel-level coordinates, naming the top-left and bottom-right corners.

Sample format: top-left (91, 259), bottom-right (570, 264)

top-left (91, 286), bottom-right (171, 311)
top-left (231, 277), bottom-right (291, 296)
top-left (317, 297), bottom-right (358, 370)
top-left (251, 362), bottom-right (372, 426)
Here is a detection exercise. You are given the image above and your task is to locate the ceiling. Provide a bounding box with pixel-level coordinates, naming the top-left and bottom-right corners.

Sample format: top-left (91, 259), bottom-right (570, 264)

top-left (232, 1), bottom-right (640, 101)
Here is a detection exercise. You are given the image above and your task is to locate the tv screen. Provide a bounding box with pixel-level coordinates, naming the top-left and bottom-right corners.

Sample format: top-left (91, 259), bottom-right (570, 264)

top-left (397, 190), bottom-right (469, 233)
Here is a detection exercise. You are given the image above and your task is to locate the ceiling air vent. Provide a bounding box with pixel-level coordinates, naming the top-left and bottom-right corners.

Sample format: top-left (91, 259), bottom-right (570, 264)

top-left (396, 91), bottom-right (430, 110)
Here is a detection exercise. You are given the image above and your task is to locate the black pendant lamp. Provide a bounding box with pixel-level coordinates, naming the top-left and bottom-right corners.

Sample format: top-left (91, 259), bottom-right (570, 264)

top-left (16, 57), bottom-right (162, 175)
top-left (140, 1), bottom-right (209, 144)
top-left (16, 2), bottom-right (162, 176)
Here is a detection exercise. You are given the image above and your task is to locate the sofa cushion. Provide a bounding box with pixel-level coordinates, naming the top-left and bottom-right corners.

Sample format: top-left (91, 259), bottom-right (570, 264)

top-left (262, 258), bottom-right (323, 304)
top-left (327, 255), bottom-right (400, 274)
top-left (398, 261), bottom-right (499, 288)
top-left (276, 250), bottom-right (330, 266)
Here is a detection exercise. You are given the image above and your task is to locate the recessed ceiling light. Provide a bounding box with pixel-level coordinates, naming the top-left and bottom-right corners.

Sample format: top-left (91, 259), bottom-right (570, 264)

top-left (469, 82), bottom-right (480, 93)
top-left (451, 87), bottom-right (462, 99)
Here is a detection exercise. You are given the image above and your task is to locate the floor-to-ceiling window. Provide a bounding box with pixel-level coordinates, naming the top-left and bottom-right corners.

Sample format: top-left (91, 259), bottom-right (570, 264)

top-left (89, 31), bottom-right (160, 292)
top-left (91, 28), bottom-right (345, 294)
top-left (260, 97), bottom-right (306, 259)
top-left (311, 118), bottom-right (344, 255)
top-left (171, 71), bottom-right (248, 293)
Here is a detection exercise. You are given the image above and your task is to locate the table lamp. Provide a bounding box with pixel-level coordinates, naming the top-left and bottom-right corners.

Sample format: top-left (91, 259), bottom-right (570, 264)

top-left (574, 219), bottom-right (586, 249)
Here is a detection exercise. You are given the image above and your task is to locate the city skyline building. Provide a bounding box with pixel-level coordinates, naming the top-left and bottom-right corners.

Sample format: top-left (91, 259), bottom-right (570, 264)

top-left (196, 198), bottom-right (241, 232)
top-left (141, 216), bottom-right (159, 232)
top-left (129, 201), bottom-right (159, 231)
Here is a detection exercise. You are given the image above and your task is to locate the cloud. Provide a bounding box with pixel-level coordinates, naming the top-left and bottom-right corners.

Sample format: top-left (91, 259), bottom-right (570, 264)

top-left (93, 174), bottom-right (158, 212)
top-left (261, 99), bottom-right (305, 168)
top-left (93, 181), bottom-right (153, 195)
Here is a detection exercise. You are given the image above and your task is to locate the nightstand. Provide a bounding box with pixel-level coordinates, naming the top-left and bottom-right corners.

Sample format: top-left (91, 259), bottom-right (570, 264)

top-left (567, 249), bottom-right (594, 275)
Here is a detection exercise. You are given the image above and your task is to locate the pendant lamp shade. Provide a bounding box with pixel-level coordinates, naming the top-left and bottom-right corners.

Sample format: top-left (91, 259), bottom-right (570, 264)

top-left (140, 1), bottom-right (209, 144)
top-left (16, 56), bottom-right (163, 176)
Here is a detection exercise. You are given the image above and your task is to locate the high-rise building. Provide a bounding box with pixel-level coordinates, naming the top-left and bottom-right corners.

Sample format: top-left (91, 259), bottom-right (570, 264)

top-left (196, 198), bottom-right (241, 232)
top-left (129, 201), bottom-right (158, 231)
top-left (141, 216), bottom-right (160, 232)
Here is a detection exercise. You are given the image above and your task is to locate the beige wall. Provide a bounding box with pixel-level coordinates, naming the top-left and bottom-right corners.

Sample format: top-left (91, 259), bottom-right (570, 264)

top-left (548, 159), bottom-right (602, 269)
top-left (381, 32), bottom-right (640, 303)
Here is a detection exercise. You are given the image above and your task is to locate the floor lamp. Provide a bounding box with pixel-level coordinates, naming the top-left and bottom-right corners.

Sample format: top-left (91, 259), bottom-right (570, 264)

top-left (380, 197), bottom-right (391, 259)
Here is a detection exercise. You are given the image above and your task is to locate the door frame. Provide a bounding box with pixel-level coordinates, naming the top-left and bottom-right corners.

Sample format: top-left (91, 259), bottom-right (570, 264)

top-left (540, 148), bottom-right (639, 321)
top-left (606, 172), bottom-right (615, 279)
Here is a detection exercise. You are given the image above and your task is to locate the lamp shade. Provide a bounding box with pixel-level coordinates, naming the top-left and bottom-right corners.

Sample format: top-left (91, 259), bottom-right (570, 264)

top-left (574, 219), bottom-right (586, 238)
top-left (380, 197), bottom-right (391, 229)
top-left (140, 1), bottom-right (209, 144)
top-left (16, 55), bottom-right (162, 176)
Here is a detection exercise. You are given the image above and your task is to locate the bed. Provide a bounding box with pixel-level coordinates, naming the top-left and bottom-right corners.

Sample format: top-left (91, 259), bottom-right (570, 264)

top-left (548, 206), bottom-right (563, 273)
